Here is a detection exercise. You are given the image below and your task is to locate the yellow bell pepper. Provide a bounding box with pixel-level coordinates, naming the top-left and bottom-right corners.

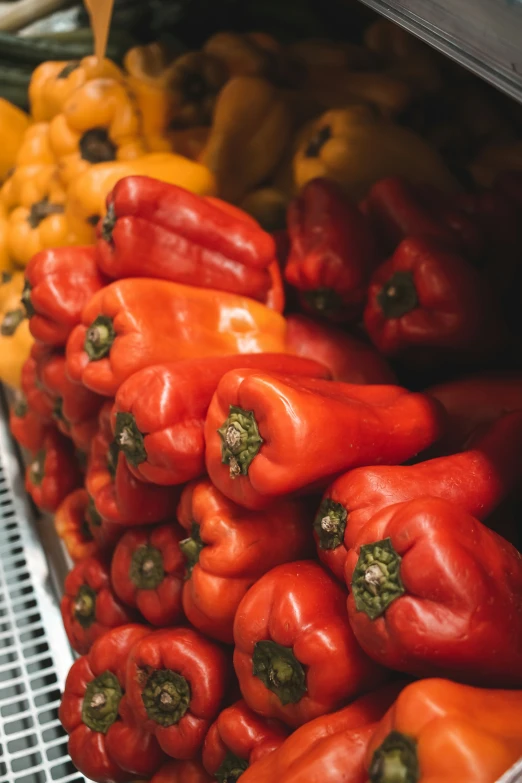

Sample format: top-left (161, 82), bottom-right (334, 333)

top-left (0, 215), bottom-right (13, 274)
top-left (15, 122), bottom-right (55, 167)
top-left (294, 105), bottom-right (458, 200)
top-left (166, 51), bottom-right (229, 129)
top-left (65, 152), bottom-right (217, 243)
top-left (0, 272), bottom-right (33, 390)
top-left (201, 76), bottom-right (292, 203)
top-left (203, 31), bottom-right (287, 81)
top-left (49, 77), bottom-right (148, 187)
top-left (29, 56), bottom-right (124, 123)
top-left (0, 99), bottom-right (31, 183)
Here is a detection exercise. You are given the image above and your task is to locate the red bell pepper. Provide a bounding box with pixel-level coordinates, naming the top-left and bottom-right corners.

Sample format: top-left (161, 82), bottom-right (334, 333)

top-left (96, 177), bottom-right (276, 303)
top-left (365, 679), bottom-right (522, 783)
top-left (345, 497), bottom-right (522, 686)
top-left (54, 488), bottom-right (101, 563)
top-left (113, 353), bottom-right (330, 486)
top-left (84, 495), bottom-right (124, 554)
top-left (202, 700), bottom-right (289, 779)
top-left (426, 373), bottom-right (522, 455)
top-left (151, 760), bottom-right (212, 783)
top-left (125, 627), bottom-right (230, 759)
top-left (9, 393), bottom-right (51, 451)
top-left (59, 624), bottom-right (165, 783)
top-left (177, 479), bottom-right (313, 643)
top-left (364, 237), bottom-right (507, 361)
top-left (38, 351), bottom-right (103, 436)
top-left (22, 246), bottom-right (106, 345)
top-left (25, 428), bottom-right (82, 512)
top-left (65, 277), bottom-right (287, 397)
top-left (111, 523), bottom-right (185, 626)
top-left (315, 410), bottom-right (522, 581)
top-left (285, 314), bottom-right (396, 384)
top-left (69, 413), bottom-right (100, 453)
top-left (87, 401), bottom-right (181, 526)
top-left (61, 557), bottom-right (135, 655)
top-left (233, 561), bottom-right (387, 728)
top-left (21, 354), bottom-right (55, 420)
top-left (285, 177), bottom-right (379, 322)
top-left (239, 684), bottom-right (403, 783)
top-left (205, 370), bottom-right (445, 510)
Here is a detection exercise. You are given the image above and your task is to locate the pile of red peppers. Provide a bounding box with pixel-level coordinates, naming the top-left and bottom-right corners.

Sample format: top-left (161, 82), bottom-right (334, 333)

top-left (5, 170), bottom-right (522, 783)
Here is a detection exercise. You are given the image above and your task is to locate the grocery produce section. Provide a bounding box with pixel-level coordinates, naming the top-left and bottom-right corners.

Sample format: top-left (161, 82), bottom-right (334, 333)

top-left (0, 1), bottom-right (522, 782)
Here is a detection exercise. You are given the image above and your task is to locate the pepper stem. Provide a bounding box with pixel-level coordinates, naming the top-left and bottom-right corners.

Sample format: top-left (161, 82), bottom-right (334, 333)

top-left (304, 124), bottom-right (332, 157)
top-left (303, 287), bottom-right (343, 318)
top-left (114, 412), bottom-right (147, 466)
top-left (58, 61), bottom-right (80, 79)
top-left (130, 544), bottom-right (165, 590)
top-left (369, 731), bottom-right (419, 783)
top-left (13, 393), bottom-right (28, 418)
top-left (377, 271), bottom-right (418, 319)
top-left (29, 450), bottom-right (45, 487)
top-left (87, 495), bottom-right (102, 528)
top-left (28, 198), bottom-right (64, 229)
top-left (73, 584), bottom-right (97, 628)
top-left (21, 279), bottom-right (35, 317)
top-left (179, 522), bottom-right (205, 578)
top-left (84, 315), bottom-right (115, 361)
top-left (141, 669), bottom-right (191, 727)
top-left (1, 308), bottom-right (25, 336)
top-left (101, 201), bottom-right (116, 243)
top-left (314, 498), bottom-right (348, 550)
top-left (216, 751), bottom-right (249, 783)
top-left (79, 128), bottom-right (117, 164)
top-left (217, 405), bottom-right (263, 478)
top-left (82, 670), bottom-right (122, 734)
top-left (351, 537), bottom-right (405, 620)
top-left (252, 640), bottom-right (307, 705)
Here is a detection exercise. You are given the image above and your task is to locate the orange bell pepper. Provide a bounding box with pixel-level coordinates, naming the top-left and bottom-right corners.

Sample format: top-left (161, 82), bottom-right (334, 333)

top-left (14, 122), bottom-right (55, 167)
top-left (366, 678), bottom-right (522, 783)
top-left (0, 98), bottom-right (30, 182)
top-left (66, 278), bottom-right (287, 396)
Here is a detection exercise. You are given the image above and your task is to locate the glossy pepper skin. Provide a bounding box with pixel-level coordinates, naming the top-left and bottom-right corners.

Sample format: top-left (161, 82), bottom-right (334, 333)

top-left (25, 427), bottom-right (82, 512)
top-left (54, 488), bottom-right (101, 563)
top-left (9, 394), bottom-right (51, 451)
top-left (285, 314), bottom-right (396, 384)
top-left (366, 679), bottom-right (522, 783)
top-left (426, 373), bottom-right (522, 455)
top-left (151, 759), bottom-right (212, 783)
top-left (285, 177), bottom-right (379, 322)
top-left (363, 236), bottom-right (506, 361)
top-left (345, 497), bottom-right (522, 686)
top-left (38, 350), bottom-right (103, 435)
top-left (205, 370), bottom-right (445, 510)
top-left (177, 479), bottom-right (314, 643)
top-left (23, 246), bottom-right (106, 346)
top-left (202, 700), bottom-right (289, 780)
top-left (126, 627), bottom-right (230, 759)
top-left (59, 624), bottom-right (166, 783)
top-left (113, 353), bottom-right (329, 486)
top-left (87, 401), bottom-right (181, 526)
top-left (111, 523), bottom-right (185, 626)
top-left (240, 684), bottom-right (403, 783)
top-left (61, 556), bottom-right (135, 655)
top-left (66, 278), bottom-right (287, 396)
top-left (96, 176), bottom-right (277, 304)
top-left (315, 411), bottom-right (522, 581)
top-left (233, 561), bottom-right (387, 728)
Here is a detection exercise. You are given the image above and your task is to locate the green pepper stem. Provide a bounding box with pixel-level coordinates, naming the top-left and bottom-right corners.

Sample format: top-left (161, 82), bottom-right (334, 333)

top-left (74, 584), bottom-right (97, 628)
top-left (141, 668), bottom-right (191, 727)
top-left (21, 279), bottom-right (34, 317)
top-left (252, 640), bottom-right (307, 706)
top-left (80, 128), bottom-right (117, 165)
top-left (82, 670), bottom-right (122, 734)
top-left (303, 287), bottom-right (343, 318)
top-left (29, 450), bottom-right (45, 487)
top-left (369, 731), bottom-right (419, 783)
top-left (114, 412), bottom-right (147, 466)
top-left (351, 537), bottom-right (405, 620)
top-left (84, 315), bottom-right (115, 361)
top-left (216, 751), bottom-right (249, 783)
top-left (129, 544), bottom-right (165, 590)
top-left (13, 393), bottom-right (28, 418)
top-left (217, 405), bottom-right (263, 478)
top-left (1, 308), bottom-right (25, 336)
top-left (179, 522), bottom-right (205, 578)
top-left (101, 201), bottom-right (116, 242)
top-left (314, 498), bottom-right (348, 550)
top-left (377, 271), bottom-right (419, 319)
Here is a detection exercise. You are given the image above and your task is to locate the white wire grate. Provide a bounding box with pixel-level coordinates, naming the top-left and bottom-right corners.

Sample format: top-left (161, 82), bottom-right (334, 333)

top-left (0, 393), bottom-right (87, 783)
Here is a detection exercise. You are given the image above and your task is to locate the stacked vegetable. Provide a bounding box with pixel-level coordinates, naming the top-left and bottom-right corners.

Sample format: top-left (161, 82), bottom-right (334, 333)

top-left (1, 17), bottom-right (522, 783)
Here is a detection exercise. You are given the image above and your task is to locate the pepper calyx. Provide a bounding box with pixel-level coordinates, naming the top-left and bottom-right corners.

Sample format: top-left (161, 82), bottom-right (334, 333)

top-left (73, 584), bottom-right (97, 628)
top-left (130, 544), bottom-right (165, 590)
top-left (377, 271), bottom-right (418, 319)
top-left (79, 128), bottom-right (117, 164)
top-left (369, 731), bottom-right (419, 783)
top-left (58, 61), bottom-right (80, 79)
top-left (303, 287), bottom-right (343, 318)
top-left (114, 412), bottom-right (147, 466)
top-left (141, 668), bottom-right (191, 726)
top-left (314, 498), bottom-right (348, 550)
top-left (28, 197), bottom-right (64, 229)
top-left (252, 640), bottom-right (307, 706)
top-left (179, 522), bottom-right (205, 578)
top-left (351, 537), bottom-right (404, 620)
top-left (305, 124), bottom-right (332, 157)
top-left (13, 393), bottom-right (28, 418)
top-left (84, 315), bottom-right (115, 361)
top-left (1, 308), bottom-right (26, 336)
top-left (21, 279), bottom-right (35, 317)
top-left (216, 751), bottom-right (249, 783)
top-left (29, 450), bottom-right (46, 487)
top-left (101, 201), bottom-right (116, 242)
top-left (82, 670), bottom-right (122, 734)
top-left (218, 405), bottom-right (263, 478)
